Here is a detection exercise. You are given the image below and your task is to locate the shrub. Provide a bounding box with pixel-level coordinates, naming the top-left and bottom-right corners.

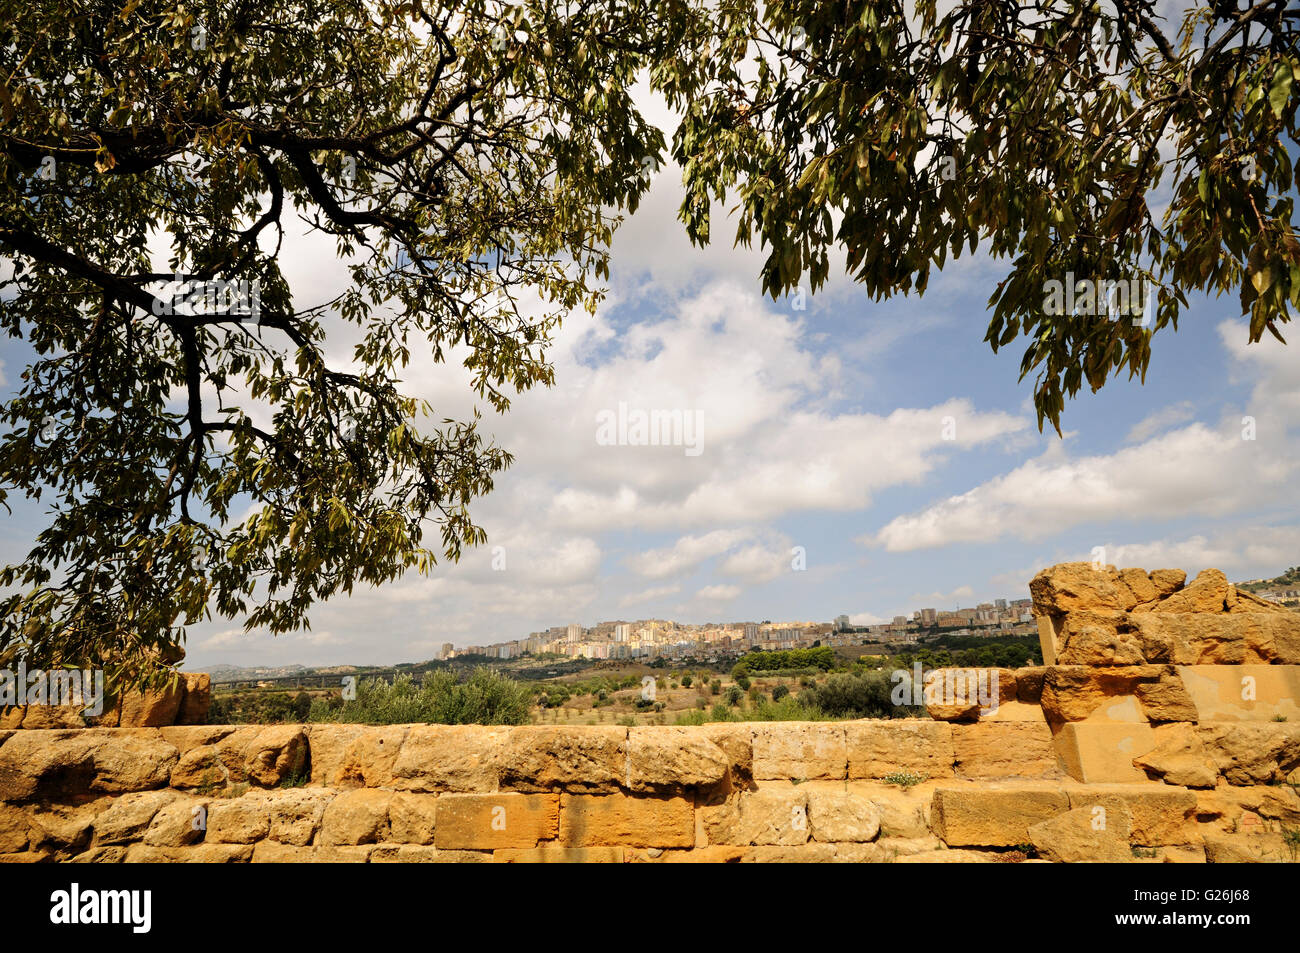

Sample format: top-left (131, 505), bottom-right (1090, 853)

top-left (801, 671), bottom-right (912, 719)
top-left (725, 685), bottom-right (744, 706)
top-left (309, 668), bottom-right (532, 725)
top-left (710, 678), bottom-right (722, 695)
top-left (772, 684), bottom-right (790, 701)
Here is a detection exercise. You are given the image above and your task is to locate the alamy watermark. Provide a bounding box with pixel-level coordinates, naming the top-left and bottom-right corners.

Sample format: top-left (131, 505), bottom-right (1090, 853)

top-left (1042, 272), bottom-right (1153, 326)
top-left (595, 402), bottom-right (703, 457)
top-left (0, 663), bottom-right (105, 716)
top-left (151, 272), bottom-right (261, 322)
top-left (890, 663), bottom-right (1000, 716)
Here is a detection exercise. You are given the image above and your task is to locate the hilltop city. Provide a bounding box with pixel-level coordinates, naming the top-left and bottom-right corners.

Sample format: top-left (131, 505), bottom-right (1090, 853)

top-left (439, 597), bottom-right (1042, 663)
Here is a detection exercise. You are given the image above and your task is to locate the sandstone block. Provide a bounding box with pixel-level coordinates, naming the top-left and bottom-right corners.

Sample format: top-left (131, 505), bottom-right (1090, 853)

top-left (263, 787), bottom-right (335, 846)
top-left (1196, 722), bottom-right (1300, 784)
top-left (627, 727), bottom-right (732, 791)
top-left (124, 844), bottom-right (252, 863)
top-left (388, 792), bottom-right (438, 844)
top-left (752, 723), bottom-right (846, 780)
top-left (0, 730), bottom-right (177, 799)
top-left (747, 843), bottom-right (838, 863)
top-left (1132, 724), bottom-right (1218, 788)
top-left (28, 802), bottom-right (103, 856)
top-left (370, 845), bottom-right (492, 863)
top-left (391, 725), bottom-right (507, 793)
top-left (251, 842), bottom-right (372, 863)
top-left (117, 681), bottom-right (185, 727)
top-left (92, 790), bottom-right (182, 846)
top-left (1030, 563), bottom-right (1139, 614)
top-left (1028, 805), bottom-right (1132, 862)
top-left (931, 785), bottom-right (1069, 847)
top-left (206, 794), bottom-right (271, 844)
top-left (559, 793), bottom-right (693, 848)
top-left (177, 673), bottom-right (211, 724)
top-left (144, 798), bottom-right (209, 847)
top-left (895, 848), bottom-right (995, 863)
top-left (435, 793), bottom-right (558, 849)
top-left (700, 787), bottom-right (808, 846)
top-left (0, 803), bottom-right (30, 852)
top-left (319, 788), bottom-right (392, 845)
top-left (305, 724), bottom-right (369, 787)
top-left (1132, 613), bottom-right (1300, 664)
top-left (1065, 784), bottom-right (1198, 846)
top-left (844, 720), bottom-right (953, 780)
top-left (498, 727), bottom-right (627, 793)
top-left (953, 722), bottom-right (1062, 780)
top-left (1150, 568), bottom-right (1234, 614)
top-left (1178, 664), bottom-right (1300, 722)
top-left (494, 847), bottom-right (624, 863)
top-left (805, 789), bottom-right (881, 843)
top-left (1040, 665), bottom-right (1170, 723)
top-left (334, 725), bottom-right (408, 788)
top-left (1202, 832), bottom-right (1294, 863)
top-left (1051, 722), bottom-right (1156, 783)
top-left (243, 725), bottom-right (309, 787)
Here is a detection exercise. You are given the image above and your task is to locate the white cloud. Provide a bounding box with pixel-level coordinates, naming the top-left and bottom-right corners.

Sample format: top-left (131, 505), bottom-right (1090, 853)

top-left (618, 584), bottom-right (682, 608)
top-left (694, 584), bottom-right (742, 602)
top-left (871, 422), bottom-right (1295, 551)
top-left (1126, 401), bottom-right (1195, 443)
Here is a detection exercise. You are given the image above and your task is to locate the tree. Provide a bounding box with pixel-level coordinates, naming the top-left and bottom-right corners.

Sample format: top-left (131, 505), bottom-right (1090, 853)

top-left (668, 0), bottom-right (1299, 431)
top-left (0, 0), bottom-right (695, 679)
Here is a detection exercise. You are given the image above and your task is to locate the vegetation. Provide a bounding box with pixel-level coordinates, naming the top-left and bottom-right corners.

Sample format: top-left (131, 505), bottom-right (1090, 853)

top-left (1239, 567), bottom-right (1300, 593)
top-left (308, 668), bottom-right (531, 725)
top-left (800, 671), bottom-right (923, 719)
top-left (208, 689), bottom-right (314, 724)
top-left (885, 634), bottom-right (1043, 671)
top-left (0, 0), bottom-right (694, 678)
top-left (671, 1), bottom-right (1300, 432)
top-left (733, 647), bottom-right (836, 678)
top-left (882, 771), bottom-right (928, 788)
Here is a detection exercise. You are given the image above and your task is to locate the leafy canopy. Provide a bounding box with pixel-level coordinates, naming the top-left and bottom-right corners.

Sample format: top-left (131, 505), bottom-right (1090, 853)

top-left (0, 0), bottom-right (697, 679)
top-left (665, 0), bottom-right (1300, 431)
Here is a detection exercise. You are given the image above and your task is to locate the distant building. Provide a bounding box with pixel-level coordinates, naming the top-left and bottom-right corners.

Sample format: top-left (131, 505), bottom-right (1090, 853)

top-left (834, 614), bottom-right (850, 631)
top-left (439, 643), bottom-right (454, 660)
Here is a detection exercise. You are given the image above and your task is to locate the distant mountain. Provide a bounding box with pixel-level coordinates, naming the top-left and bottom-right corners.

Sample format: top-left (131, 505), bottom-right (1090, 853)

top-left (205, 663), bottom-right (311, 681)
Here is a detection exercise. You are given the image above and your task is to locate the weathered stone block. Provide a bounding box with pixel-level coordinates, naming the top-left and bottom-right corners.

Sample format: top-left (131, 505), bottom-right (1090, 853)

top-left (498, 727), bottom-right (627, 793)
top-left (391, 724), bottom-right (507, 793)
top-left (318, 788), bottom-right (392, 845)
top-left (627, 727), bottom-right (731, 791)
top-left (559, 793), bottom-right (693, 848)
top-left (1066, 783), bottom-right (1198, 846)
top-left (931, 785), bottom-right (1069, 847)
top-left (952, 722), bottom-right (1062, 780)
top-left (805, 789), bottom-right (880, 843)
top-left (1051, 722), bottom-right (1156, 783)
top-left (752, 724), bottom-right (846, 780)
top-left (434, 793), bottom-right (558, 849)
top-left (844, 720), bottom-right (953, 780)
top-left (1028, 805), bottom-right (1132, 862)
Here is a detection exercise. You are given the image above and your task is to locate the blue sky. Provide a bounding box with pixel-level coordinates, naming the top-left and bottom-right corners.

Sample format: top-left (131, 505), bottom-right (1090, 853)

top-left (2, 85), bottom-right (1297, 672)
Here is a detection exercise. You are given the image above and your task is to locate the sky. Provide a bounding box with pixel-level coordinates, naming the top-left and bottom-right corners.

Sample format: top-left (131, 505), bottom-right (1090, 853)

top-left (2, 56), bottom-right (1298, 672)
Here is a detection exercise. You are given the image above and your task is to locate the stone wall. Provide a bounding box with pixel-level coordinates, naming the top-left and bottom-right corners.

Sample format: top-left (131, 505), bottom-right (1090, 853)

top-left (0, 563), bottom-right (1294, 862)
top-left (0, 715), bottom-right (1294, 862)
